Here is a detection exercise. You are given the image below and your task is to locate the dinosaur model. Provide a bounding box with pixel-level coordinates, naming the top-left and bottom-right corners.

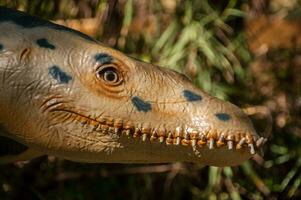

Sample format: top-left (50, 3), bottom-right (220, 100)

top-left (0, 7), bottom-right (266, 166)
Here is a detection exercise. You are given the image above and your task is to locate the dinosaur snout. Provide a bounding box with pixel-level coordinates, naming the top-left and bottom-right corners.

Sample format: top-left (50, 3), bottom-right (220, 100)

top-left (184, 91), bottom-right (266, 155)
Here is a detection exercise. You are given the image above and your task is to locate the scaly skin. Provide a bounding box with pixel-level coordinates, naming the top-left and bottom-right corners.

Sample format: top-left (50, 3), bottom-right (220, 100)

top-left (0, 7), bottom-right (266, 166)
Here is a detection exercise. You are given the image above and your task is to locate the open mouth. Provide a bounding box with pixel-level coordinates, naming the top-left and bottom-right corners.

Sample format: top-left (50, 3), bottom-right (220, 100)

top-left (49, 108), bottom-right (267, 155)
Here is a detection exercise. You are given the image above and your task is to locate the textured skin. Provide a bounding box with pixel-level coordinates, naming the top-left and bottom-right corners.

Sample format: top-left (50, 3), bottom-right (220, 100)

top-left (0, 7), bottom-right (266, 166)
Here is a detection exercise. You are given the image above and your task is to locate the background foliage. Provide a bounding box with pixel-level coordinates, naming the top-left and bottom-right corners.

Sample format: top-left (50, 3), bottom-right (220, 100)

top-left (0, 0), bottom-right (301, 199)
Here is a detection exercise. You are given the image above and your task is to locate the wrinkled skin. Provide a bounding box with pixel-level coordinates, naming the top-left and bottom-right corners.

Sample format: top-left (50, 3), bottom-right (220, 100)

top-left (0, 7), bottom-right (266, 166)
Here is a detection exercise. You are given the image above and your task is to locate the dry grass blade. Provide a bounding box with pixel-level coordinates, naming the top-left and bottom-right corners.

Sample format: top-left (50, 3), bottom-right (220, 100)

top-left (280, 158), bottom-right (301, 193)
top-left (241, 161), bottom-right (270, 196)
top-left (223, 167), bottom-right (242, 200)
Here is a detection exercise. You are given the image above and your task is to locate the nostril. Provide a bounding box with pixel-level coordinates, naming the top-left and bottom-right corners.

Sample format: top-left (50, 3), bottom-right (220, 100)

top-left (215, 113), bottom-right (231, 121)
top-left (20, 48), bottom-right (31, 60)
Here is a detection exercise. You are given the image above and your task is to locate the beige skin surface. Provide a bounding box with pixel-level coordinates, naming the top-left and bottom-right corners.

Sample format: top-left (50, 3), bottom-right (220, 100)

top-left (0, 7), bottom-right (266, 166)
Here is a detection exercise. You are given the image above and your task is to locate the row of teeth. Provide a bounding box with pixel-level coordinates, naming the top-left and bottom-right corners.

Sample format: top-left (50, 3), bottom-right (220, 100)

top-left (56, 111), bottom-right (267, 155)
top-left (92, 123), bottom-right (267, 155)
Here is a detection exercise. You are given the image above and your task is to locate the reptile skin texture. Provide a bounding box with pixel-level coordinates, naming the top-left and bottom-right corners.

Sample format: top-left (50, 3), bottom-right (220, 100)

top-left (0, 7), bottom-right (266, 166)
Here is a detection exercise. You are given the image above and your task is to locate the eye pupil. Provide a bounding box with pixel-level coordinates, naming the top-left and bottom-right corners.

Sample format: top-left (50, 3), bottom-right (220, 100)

top-left (104, 70), bottom-right (117, 82)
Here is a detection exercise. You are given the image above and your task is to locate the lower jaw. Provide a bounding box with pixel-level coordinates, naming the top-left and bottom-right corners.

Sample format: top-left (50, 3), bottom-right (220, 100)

top-left (52, 109), bottom-right (267, 156)
top-left (48, 135), bottom-right (254, 167)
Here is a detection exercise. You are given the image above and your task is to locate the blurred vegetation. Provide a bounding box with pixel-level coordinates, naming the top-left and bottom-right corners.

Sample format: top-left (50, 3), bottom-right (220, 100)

top-left (0, 0), bottom-right (301, 199)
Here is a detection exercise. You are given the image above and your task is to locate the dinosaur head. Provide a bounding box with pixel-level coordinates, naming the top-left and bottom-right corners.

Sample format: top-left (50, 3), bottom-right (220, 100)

top-left (33, 42), bottom-right (265, 166)
top-left (0, 7), bottom-right (266, 166)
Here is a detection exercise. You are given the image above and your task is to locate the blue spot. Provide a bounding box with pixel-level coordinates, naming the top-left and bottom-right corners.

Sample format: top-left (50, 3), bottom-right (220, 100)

top-left (0, 44), bottom-right (3, 50)
top-left (95, 53), bottom-right (113, 64)
top-left (49, 65), bottom-right (72, 84)
top-left (36, 38), bottom-right (55, 49)
top-left (0, 7), bottom-right (96, 43)
top-left (183, 90), bottom-right (202, 101)
top-left (215, 113), bottom-right (231, 121)
top-left (131, 96), bottom-right (152, 112)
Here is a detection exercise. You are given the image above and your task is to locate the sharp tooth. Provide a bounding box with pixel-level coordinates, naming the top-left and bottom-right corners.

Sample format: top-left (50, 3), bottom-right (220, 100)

top-left (159, 136), bottom-right (164, 143)
top-left (236, 138), bottom-right (246, 149)
top-left (166, 132), bottom-right (173, 145)
top-left (198, 133), bottom-right (204, 139)
top-left (256, 137), bottom-right (263, 147)
top-left (227, 141), bottom-right (233, 150)
top-left (256, 137), bottom-right (267, 147)
top-left (114, 127), bottom-right (119, 134)
top-left (158, 126), bottom-right (166, 139)
top-left (197, 134), bottom-right (206, 146)
top-left (191, 139), bottom-right (197, 151)
top-left (175, 137), bottom-right (181, 145)
top-left (125, 129), bottom-right (131, 136)
top-left (150, 136), bottom-right (157, 142)
top-left (227, 134), bottom-right (234, 141)
top-left (217, 135), bottom-right (225, 147)
top-left (166, 138), bottom-right (173, 145)
top-left (191, 139), bottom-right (197, 147)
top-left (248, 143), bottom-right (255, 154)
top-left (133, 128), bottom-right (141, 138)
top-left (141, 125), bottom-right (150, 134)
top-left (142, 133), bottom-right (147, 141)
top-left (209, 138), bottom-right (214, 149)
top-left (220, 135), bottom-right (225, 141)
top-left (150, 130), bottom-right (157, 142)
top-left (184, 132), bottom-right (189, 139)
top-left (190, 130), bottom-right (198, 140)
top-left (263, 138), bottom-right (267, 144)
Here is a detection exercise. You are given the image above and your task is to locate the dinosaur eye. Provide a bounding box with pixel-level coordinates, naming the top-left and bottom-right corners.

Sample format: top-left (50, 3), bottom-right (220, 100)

top-left (96, 66), bottom-right (120, 84)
